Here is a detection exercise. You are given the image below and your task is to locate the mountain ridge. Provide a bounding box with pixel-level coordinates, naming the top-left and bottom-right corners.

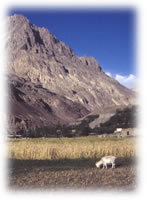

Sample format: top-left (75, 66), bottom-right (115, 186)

top-left (7, 14), bottom-right (136, 136)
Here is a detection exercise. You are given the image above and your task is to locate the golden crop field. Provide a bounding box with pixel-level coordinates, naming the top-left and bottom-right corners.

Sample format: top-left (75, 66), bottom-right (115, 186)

top-left (7, 136), bottom-right (137, 160)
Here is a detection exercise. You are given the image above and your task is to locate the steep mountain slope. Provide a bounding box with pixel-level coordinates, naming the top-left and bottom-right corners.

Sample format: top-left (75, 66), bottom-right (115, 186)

top-left (6, 14), bottom-right (136, 136)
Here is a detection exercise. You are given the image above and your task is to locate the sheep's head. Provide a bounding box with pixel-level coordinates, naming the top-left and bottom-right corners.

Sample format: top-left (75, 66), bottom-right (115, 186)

top-left (95, 160), bottom-right (103, 168)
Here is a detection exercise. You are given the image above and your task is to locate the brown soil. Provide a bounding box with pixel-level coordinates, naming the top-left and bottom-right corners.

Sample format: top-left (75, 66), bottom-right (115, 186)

top-left (8, 157), bottom-right (137, 192)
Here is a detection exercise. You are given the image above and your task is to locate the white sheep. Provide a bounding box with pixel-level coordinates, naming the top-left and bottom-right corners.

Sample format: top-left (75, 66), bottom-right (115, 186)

top-left (95, 156), bottom-right (116, 169)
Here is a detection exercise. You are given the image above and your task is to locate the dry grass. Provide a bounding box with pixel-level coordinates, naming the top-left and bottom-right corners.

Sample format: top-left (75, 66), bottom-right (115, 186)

top-left (7, 136), bottom-right (137, 190)
top-left (7, 136), bottom-right (136, 160)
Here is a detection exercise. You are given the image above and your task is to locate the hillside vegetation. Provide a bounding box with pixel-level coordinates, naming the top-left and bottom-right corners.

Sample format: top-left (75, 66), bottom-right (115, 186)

top-left (92, 105), bottom-right (137, 134)
top-left (17, 105), bottom-right (137, 138)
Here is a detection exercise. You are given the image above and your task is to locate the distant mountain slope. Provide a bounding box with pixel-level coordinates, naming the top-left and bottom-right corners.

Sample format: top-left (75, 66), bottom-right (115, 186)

top-left (131, 87), bottom-right (138, 92)
top-left (6, 14), bottom-right (136, 136)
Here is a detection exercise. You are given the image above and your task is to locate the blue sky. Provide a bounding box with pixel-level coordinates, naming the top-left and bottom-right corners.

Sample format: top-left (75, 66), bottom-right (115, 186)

top-left (8, 8), bottom-right (136, 88)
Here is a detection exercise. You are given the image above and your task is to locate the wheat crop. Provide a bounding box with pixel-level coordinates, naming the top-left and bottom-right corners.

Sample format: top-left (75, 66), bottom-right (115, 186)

top-left (7, 136), bottom-right (136, 160)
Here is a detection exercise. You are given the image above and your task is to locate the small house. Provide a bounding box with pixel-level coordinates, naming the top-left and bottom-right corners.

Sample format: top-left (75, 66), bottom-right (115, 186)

top-left (121, 128), bottom-right (137, 137)
top-left (114, 128), bottom-right (137, 137)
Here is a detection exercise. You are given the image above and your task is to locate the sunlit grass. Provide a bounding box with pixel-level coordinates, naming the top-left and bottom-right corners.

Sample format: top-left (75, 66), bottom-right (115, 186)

top-left (7, 136), bottom-right (136, 160)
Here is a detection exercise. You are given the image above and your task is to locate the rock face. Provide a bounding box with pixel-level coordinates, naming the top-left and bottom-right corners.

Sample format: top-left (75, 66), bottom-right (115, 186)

top-left (6, 14), bottom-right (135, 136)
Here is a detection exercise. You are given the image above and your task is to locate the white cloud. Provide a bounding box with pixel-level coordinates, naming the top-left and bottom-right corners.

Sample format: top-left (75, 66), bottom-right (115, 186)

top-left (105, 72), bottom-right (137, 89)
top-left (115, 74), bottom-right (137, 89)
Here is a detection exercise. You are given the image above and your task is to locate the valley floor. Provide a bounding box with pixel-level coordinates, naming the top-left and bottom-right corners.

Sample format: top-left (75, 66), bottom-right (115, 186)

top-left (7, 136), bottom-right (137, 192)
top-left (8, 157), bottom-right (137, 192)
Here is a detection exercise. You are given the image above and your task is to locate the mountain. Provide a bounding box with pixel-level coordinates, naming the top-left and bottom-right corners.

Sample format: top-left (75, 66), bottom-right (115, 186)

top-left (6, 14), bottom-right (136, 136)
top-left (131, 87), bottom-right (138, 92)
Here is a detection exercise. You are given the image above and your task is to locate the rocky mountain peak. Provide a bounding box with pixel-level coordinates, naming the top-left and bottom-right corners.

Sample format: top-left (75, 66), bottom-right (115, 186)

top-left (8, 14), bottom-right (30, 26)
top-left (6, 14), bottom-right (136, 136)
top-left (7, 14), bottom-right (74, 62)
